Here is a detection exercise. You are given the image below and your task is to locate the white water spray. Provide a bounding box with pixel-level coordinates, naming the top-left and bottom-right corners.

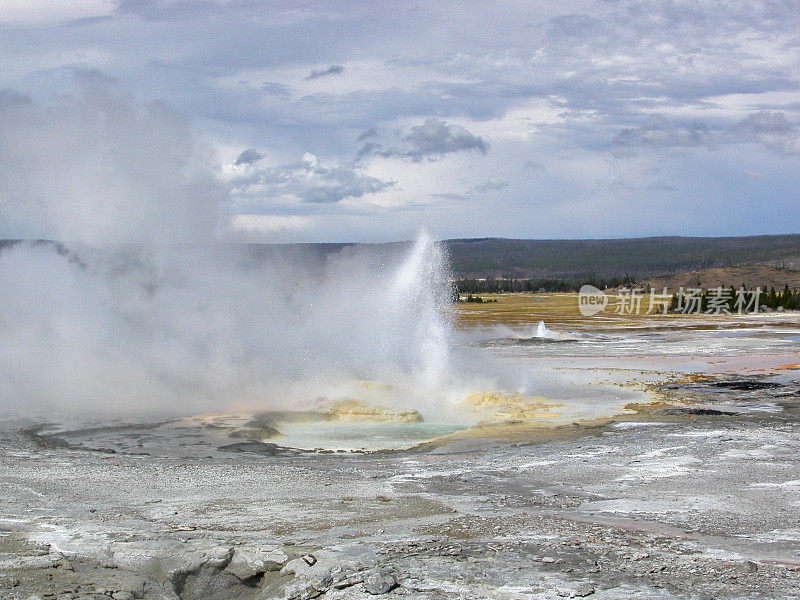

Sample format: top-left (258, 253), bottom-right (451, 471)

top-left (0, 232), bottom-right (456, 417)
top-left (387, 231), bottom-right (452, 390)
top-left (535, 320), bottom-right (553, 338)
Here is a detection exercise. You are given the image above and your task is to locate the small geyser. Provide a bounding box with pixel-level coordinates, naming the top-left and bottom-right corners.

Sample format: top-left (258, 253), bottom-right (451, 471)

top-left (535, 320), bottom-right (553, 338)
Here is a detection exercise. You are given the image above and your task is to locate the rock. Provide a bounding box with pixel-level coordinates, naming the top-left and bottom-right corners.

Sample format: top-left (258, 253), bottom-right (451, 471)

top-left (284, 574), bottom-right (333, 600)
top-left (111, 593), bottom-right (134, 600)
top-left (363, 566), bottom-right (398, 595)
top-left (199, 546), bottom-right (234, 570)
top-left (217, 442), bottom-right (279, 455)
top-left (332, 571), bottom-right (365, 590)
top-left (229, 425), bottom-right (282, 440)
top-left (541, 556), bottom-right (556, 563)
top-left (330, 563), bottom-right (368, 590)
top-left (0, 575), bottom-right (20, 588)
top-left (281, 558), bottom-right (317, 578)
top-left (0, 555), bottom-right (60, 570)
top-left (112, 540), bottom-right (232, 582)
top-left (59, 560), bottom-right (75, 571)
top-left (663, 407), bottom-right (735, 416)
top-left (281, 558), bottom-right (302, 575)
top-left (556, 583), bottom-right (595, 598)
top-left (226, 546), bottom-right (289, 580)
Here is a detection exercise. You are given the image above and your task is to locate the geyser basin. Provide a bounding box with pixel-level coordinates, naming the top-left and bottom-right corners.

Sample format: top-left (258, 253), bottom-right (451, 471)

top-left (36, 411), bottom-right (469, 456)
top-left (43, 389), bottom-right (586, 455)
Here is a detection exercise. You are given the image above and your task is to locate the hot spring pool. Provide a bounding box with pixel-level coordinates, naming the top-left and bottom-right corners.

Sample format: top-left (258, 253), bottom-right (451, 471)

top-left (273, 420), bottom-right (470, 451)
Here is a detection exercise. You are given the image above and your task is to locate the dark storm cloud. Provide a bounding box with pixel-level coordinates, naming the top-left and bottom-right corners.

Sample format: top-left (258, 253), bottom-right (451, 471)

top-left (234, 148), bottom-right (264, 165)
top-left (545, 13), bottom-right (602, 38)
top-left (115, 0), bottom-right (223, 21)
top-left (0, 88), bottom-right (32, 107)
top-left (353, 119), bottom-right (489, 162)
top-left (647, 180), bottom-right (678, 191)
top-left (356, 127), bottom-right (378, 142)
top-left (261, 82), bottom-right (291, 97)
top-left (356, 141), bottom-right (381, 159)
top-left (728, 111), bottom-right (799, 154)
top-left (610, 111), bottom-right (799, 154)
top-left (473, 178), bottom-right (508, 193)
top-left (402, 118), bottom-right (489, 159)
top-left (612, 116), bottom-right (712, 149)
top-left (305, 65), bottom-right (344, 80)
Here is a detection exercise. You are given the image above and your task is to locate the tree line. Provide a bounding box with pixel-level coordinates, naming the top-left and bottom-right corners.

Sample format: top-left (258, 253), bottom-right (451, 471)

top-left (669, 285), bottom-right (800, 312)
top-left (454, 275), bottom-right (637, 295)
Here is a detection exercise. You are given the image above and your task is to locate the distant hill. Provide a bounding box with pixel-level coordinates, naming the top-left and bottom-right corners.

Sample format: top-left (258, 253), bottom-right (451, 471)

top-left (3, 235), bottom-right (800, 283)
top-left (642, 265), bottom-right (800, 292)
top-left (443, 235), bottom-right (800, 279)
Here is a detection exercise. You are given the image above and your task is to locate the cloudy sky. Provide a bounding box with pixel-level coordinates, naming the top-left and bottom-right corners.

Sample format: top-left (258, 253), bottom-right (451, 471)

top-left (1, 0), bottom-right (799, 242)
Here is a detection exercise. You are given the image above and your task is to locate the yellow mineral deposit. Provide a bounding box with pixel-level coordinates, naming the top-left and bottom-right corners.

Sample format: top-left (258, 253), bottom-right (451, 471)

top-left (319, 398), bottom-right (423, 423)
top-left (460, 391), bottom-right (561, 426)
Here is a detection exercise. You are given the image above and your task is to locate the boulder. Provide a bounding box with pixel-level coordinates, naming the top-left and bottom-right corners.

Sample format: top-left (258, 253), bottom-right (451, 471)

top-left (363, 566), bottom-right (398, 595)
top-left (226, 546), bottom-right (288, 580)
top-left (284, 574), bottom-right (333, 600)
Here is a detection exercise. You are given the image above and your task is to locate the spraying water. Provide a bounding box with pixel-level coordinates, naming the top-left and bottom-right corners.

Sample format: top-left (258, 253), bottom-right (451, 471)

top-left (535, 320), bottom-right (553, 338)
top-left (0, 232), bottom-right (456, 418)
top-left (387, 231), bottom-right (452, 390)
top-left (0, 84), bottom-right (462, 423)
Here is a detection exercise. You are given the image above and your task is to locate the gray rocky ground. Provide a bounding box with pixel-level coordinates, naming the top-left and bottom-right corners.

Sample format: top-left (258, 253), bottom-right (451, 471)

top-left (1, 370), bottom-right (800, 600)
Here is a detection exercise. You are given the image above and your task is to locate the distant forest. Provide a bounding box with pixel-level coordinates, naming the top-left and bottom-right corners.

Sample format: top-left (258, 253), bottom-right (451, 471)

top-left (444, 235), bottom-right (800, 280)
top-left (454, 275), bottom-right (638, 294)
top-left (3, 235), bottom-right (800, 288)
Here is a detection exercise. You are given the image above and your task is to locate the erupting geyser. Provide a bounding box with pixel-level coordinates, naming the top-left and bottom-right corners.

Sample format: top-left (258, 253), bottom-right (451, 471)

top-left (386, 231), bottom-right (453, 391)
top-left (0, 231), bottom-right (457, 422)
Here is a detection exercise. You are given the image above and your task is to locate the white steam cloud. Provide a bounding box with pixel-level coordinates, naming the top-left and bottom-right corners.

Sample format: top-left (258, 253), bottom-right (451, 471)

top-left (0, 71), bottom-right (222, 244)
top-left (0, 75), bottom-right (455, 417)
top-left (0, 238), bottom-right (453, 416)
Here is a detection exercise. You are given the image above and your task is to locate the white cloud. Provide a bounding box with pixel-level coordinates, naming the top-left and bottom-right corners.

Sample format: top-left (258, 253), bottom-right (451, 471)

top-left (229, 214), bottom-right (310, 237)
top-left (0, 0), bottom-right (113, 24)
top-left (224, 152), bottom-right (395, 211)
top-left (0, 0), bottom-right (799, 239)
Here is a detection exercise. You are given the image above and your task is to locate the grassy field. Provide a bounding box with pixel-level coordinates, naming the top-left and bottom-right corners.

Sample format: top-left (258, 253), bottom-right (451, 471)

top-left (454, 292), bottom-right (787, 329)
top-left (456, 293), bottom-right (583, 326)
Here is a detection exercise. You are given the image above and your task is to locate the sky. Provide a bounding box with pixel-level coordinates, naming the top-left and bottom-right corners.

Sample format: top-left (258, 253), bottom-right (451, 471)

top-left (0, 0), bottom-right (799, 243)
